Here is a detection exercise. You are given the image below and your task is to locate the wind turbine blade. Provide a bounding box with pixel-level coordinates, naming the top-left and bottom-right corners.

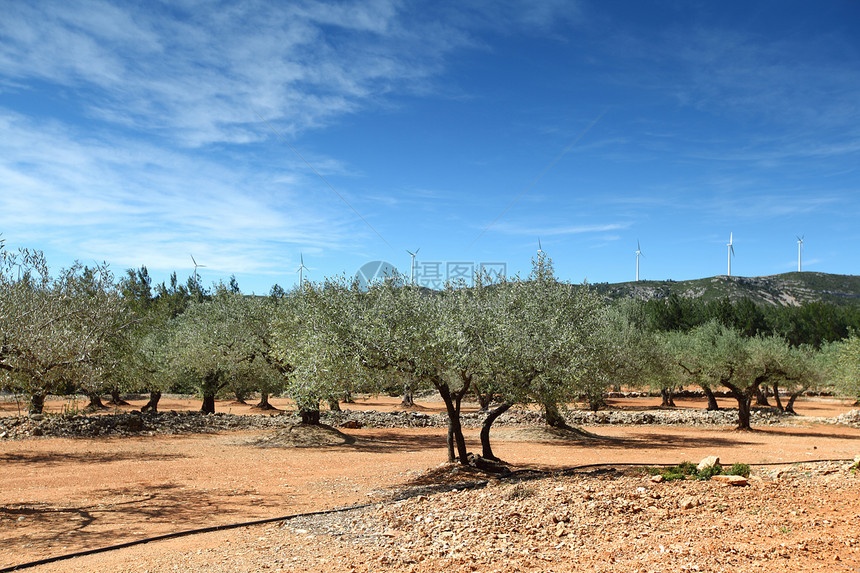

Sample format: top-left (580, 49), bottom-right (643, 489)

top-left (538, 238), bottom-right (542, 252)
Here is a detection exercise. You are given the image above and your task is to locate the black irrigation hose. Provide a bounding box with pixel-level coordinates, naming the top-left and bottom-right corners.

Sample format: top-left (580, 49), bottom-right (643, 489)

top-left (0, 503), bottom-right (380, 573)
top-left (3, 457), bottom-right (855, 572)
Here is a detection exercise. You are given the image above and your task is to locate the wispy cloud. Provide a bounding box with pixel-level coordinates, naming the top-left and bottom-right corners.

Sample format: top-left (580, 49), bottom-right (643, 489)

top-left (491, 221), bottom-right (630, 236)
top-left (0, 1), bottom-right (475, 147)
top-left (0, 111), bottom-right (361, 276)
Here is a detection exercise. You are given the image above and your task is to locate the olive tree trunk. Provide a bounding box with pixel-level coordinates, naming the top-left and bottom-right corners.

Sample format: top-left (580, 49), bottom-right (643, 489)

top-left (703, 387), bottom-right (720, 411)
top-left (754, 385), bottom-right (770, 407)
top-left (140, 390), bottom-right (161, 413)
top-left (107, 387), bottom-right (130, 406)
top-left (660, 388), bottom-right (676, 408)
top-left (28, 393), bottom-right (46, 416)
top-left (772, 382), bottom-right (784, 412)
top-left (480, 402), bottom-right (511, 461)
top-left (300, 409), bottom-right (321, 425)
top-left (725, 383), bottom-right (754, 431)
top-left (86, 392), bottom-right (108, 410)
top-left (253, 392), bottom-right (278, 410)
top-left (436, 381), bottom-right (470, 465)
top-left (543, 402), bottom-right (569, 429)
top-left (200, 394), bottom-right (216, 414)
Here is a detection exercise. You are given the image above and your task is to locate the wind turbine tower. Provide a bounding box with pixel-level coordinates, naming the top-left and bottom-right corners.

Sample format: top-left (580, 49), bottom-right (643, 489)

top-left (635, 240), bottom-right (644, 282)
top-left (296, 253), bottom-right (308, 287)
top-left (406, 248), bottom-right (420, 286)
top-left (797, 235), bottom-right (804, 272)
top-left (727, 233), bottom-right (735, 277)
top-left (190, 254), bottom-right (206, 282)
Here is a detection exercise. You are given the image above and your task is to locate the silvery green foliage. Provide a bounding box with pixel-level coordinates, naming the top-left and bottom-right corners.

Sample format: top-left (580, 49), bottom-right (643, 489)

top-left (489, 252), bottom-right (612, 413)
top-left (746, 335), bottom-right (820, 396)
top-left (665, 321), bottom-right (824, 428)
top-left (358, 275), bottom-right (447, 388)
top-left (273, 277), bottom-right (367, 414)
top-left (826, 335), bottom-right (860, 399)
top-left (166, 289), bottom-right (283, 402)
top-left (0, 246), bottom-right (129, 407)
top-left (601, 300), bottom-right (665, 396)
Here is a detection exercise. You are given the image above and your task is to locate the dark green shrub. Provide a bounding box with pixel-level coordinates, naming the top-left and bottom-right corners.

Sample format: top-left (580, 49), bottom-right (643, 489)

top-left (729, 463), bottom-right (751, 477)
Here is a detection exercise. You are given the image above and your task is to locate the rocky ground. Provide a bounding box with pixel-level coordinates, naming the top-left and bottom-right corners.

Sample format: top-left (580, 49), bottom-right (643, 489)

top-left (27, 459), bottom-right (860, 573)
top-left (3, 395), bottom-right (859, 572)
top-left (277, 461), bottom-right (860, 573)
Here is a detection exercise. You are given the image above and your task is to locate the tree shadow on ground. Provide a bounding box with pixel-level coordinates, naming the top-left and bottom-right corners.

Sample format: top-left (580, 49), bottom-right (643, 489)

top-left (751, 428), bottom-right (860, 441)
top-left (0, 482), bottom-right (284, 569)
top-left (495, 428), bottom-right (758, 451)
top-left (347, 430), bottom-right (450, 453)
top-left (0, 451), bottom-right (188, 466)
top-left (245, 428), bottom-right (455, 454)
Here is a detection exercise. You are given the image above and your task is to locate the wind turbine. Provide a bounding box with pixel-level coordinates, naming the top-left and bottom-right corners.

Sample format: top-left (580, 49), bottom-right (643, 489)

top-left (296, 253), bottom-right (309, 287)
top-left (537, 238), bottom-right (543, 255)
top-left (190, 254), bottom-right (206, 282)
top-left (727, 233), bottom-right (735, 277)
top-left (797, 235), bottom-right (804, 272)
top-left (406, 248), bottom-right (420, 286)
top-left (635, 240), bottom-right (644, 282)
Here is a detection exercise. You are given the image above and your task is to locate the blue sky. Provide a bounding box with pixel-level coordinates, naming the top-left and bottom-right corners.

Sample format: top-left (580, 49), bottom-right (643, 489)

top-left (1, 1), bottom-right (859, 294)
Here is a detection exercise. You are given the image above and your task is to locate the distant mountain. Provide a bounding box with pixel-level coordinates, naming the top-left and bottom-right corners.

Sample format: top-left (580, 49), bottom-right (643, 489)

top-left (590, 272), bottom-right (860, 307)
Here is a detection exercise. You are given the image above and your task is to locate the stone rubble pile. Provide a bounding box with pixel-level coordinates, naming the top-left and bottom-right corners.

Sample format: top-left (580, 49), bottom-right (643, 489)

top-left (835, 409), bottom-right (860, 427)
top-left (0, 403), bottom-right (845, 440)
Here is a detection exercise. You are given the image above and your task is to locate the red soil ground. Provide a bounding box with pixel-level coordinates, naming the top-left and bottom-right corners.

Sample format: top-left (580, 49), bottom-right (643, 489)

top-left (1, 395), bottom-right (858, 572)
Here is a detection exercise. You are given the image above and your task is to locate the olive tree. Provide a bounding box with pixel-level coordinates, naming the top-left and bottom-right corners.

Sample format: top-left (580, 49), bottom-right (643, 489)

top-left (355, 276), bottom-right (484, 463)
top-left (436, 272), bottom-right (514, 462)
top-left (272, 277), bottom-right (367, 424)
top-left (165, 289), bottom-right (283, 413)
top-left (493, 254), bottom-right (611, 427)
top-left (747, 336), bottom-right (821, 415)
top-left (827, 334), bottom-right (860, 403)
top-left (662, 329), bottom-right (717, 410)
top-left (674, 322), bottom-right (778, 430)
top-left (0, 247), bottom-right (131, 414)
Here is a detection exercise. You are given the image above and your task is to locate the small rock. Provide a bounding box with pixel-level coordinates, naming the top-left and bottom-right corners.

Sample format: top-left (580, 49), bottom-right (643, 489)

top-left (650, 475), bottom-right (664, 483)
top-left (712, 475), bottom-right (748, 486)
top-left (697, 456), bottom-right (720, 472)
top-left (679, 496), bottom-right (698, 510)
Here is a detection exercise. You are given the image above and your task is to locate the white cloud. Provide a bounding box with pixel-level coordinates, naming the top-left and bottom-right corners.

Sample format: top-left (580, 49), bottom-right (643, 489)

top-left (0, 1), bottom-right (483, 147)
top-left (0, 111), bottom-right (363, 275)
top-left (492, 221), bottom-right (630, 236)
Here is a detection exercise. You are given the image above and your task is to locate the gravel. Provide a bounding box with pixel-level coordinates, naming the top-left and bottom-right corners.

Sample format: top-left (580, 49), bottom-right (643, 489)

top-left (264, 461), bottom-right (860, 572)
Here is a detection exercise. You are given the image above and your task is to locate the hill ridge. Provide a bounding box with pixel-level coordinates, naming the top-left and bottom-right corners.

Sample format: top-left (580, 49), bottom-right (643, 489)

top-left (590, 271), bottom-right (860, 307)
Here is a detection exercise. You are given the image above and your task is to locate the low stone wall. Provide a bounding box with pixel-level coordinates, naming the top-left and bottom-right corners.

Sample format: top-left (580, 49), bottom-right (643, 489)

top-left (2, 406), bottom-right (857, 441)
